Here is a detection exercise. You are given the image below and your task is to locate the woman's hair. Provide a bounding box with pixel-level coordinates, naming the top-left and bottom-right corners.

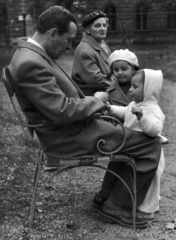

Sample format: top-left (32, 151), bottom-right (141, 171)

top-left (82, 11), bottom-right (106, 28)
top-left (36, 6), bottom-right (77, 35)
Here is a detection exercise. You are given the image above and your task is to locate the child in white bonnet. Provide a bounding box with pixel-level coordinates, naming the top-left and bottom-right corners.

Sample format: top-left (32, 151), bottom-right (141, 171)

top-left (107, 68), bottom-right (166, 218)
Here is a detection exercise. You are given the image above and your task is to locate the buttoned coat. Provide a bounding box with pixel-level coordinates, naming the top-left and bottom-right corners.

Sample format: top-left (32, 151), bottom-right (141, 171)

top-left (107, 80), bottom-right (131, 106)
top-left (71, 33), bottom-right (111, 86)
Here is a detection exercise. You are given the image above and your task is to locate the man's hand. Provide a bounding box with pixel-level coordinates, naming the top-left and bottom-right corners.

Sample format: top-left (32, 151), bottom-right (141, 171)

top-left (131, 106), bottom-right (143, 120)
top-left (94, 91), bottom-right (108, 103)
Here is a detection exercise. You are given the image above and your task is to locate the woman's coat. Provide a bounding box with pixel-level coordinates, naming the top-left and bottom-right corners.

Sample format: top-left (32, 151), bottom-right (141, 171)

top-left (71, 33), bottom-right (111, 86)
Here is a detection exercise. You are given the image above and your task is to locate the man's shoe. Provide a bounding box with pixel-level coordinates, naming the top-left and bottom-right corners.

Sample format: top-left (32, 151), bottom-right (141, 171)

top-left (92, 196), bottom-right (106, 209)
top-left (99, 205), bottom-right (151, 229)
top-left (136, 210), bottom-right (154, 220)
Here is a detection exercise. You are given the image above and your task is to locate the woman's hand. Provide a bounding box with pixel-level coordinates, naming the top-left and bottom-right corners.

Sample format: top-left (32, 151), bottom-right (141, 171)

top-left (94, 91), bottom-right (108, 103)
top-left (132, 106), bottom-right (143, 120)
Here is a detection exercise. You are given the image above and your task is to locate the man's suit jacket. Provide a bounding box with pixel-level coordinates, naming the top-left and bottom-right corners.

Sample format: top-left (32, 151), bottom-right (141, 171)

top-left (8, 40), bottom-right (125, 159)
top-left (8, 39), bottom-right (160, 175)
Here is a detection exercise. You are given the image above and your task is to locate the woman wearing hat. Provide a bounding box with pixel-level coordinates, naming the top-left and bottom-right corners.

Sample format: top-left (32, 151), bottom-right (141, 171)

top-left (71, 10), bottom-right (115, 94)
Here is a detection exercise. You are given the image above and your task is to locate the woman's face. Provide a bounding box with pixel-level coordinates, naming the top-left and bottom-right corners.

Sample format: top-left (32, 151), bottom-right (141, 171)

top-left (112, 60), bottom-right (135, 83)
top-left (86, 17), bottom-right (107, 42)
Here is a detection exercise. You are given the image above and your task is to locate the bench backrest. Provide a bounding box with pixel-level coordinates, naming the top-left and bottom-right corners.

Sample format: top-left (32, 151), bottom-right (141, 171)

top-left (2, 66), bottom-right (35, 142)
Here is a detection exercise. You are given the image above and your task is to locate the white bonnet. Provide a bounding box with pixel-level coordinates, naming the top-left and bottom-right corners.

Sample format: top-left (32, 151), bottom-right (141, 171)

top-left (108, 49), bottom-right (139, 69)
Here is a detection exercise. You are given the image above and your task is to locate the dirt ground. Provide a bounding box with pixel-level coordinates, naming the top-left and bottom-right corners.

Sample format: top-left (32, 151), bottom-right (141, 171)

top-left (0, 48), bottom-right (176, 240)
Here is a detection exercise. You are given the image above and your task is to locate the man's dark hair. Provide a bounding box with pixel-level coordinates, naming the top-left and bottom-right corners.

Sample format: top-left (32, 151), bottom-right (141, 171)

top-left (36, 6), bottom-right (77, 35)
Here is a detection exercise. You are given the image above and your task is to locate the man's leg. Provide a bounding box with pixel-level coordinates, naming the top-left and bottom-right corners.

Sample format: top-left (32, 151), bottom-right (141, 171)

top-left (95, 129), bottom-right (161, 203)
top-left (93, 128), bottom-right (161, 228)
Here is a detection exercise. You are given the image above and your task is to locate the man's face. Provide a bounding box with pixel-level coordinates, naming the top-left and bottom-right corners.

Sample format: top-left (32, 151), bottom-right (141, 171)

top-left (47, 22), bottom-right (77, 59)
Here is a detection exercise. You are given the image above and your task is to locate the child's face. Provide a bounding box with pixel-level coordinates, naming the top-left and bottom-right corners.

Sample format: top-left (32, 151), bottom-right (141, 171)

top-left (129, 72), bottom-right (144, 103)
top-left (112, 60), bottom-right (135, 83)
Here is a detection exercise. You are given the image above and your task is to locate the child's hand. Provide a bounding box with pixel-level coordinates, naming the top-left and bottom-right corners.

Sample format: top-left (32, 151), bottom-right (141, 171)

top-left (109, 75), bottom-right (116, 83)
top-left (132, 106), bottom-right (143, 120)
top-left (105, 101), bottom-right (111, 112)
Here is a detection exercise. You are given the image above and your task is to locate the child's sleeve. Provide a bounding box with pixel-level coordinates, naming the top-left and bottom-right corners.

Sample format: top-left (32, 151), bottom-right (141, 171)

top-left (138, 114), bottom-right (164, 137)
top-left (109, 105), bottom-right (126, 120)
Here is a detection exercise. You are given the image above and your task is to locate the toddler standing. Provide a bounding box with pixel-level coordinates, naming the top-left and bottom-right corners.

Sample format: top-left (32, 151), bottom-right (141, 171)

top-left (107, 69), bottom-right (165, 219)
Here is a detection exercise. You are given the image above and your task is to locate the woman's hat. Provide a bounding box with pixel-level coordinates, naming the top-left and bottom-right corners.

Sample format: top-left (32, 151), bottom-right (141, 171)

top-left (82, 11), bottom-right (106, 28)
top-left (108, 49), bottom-right (139, 69)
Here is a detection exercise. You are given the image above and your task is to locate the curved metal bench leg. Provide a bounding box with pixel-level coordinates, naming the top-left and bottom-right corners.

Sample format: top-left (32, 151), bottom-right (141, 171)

top-left (29, 159), bottom-right (43, 235)
top-left (110, 155), bottom-right (136, 231)
top-left (28, 159), bottom-right (137, 233)
top-left (32, 164), bottom-right (136, 231)
top-left (129, 162), bottom-right (136, 231)
top-left (37, 165), bottom-right (135, 208)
